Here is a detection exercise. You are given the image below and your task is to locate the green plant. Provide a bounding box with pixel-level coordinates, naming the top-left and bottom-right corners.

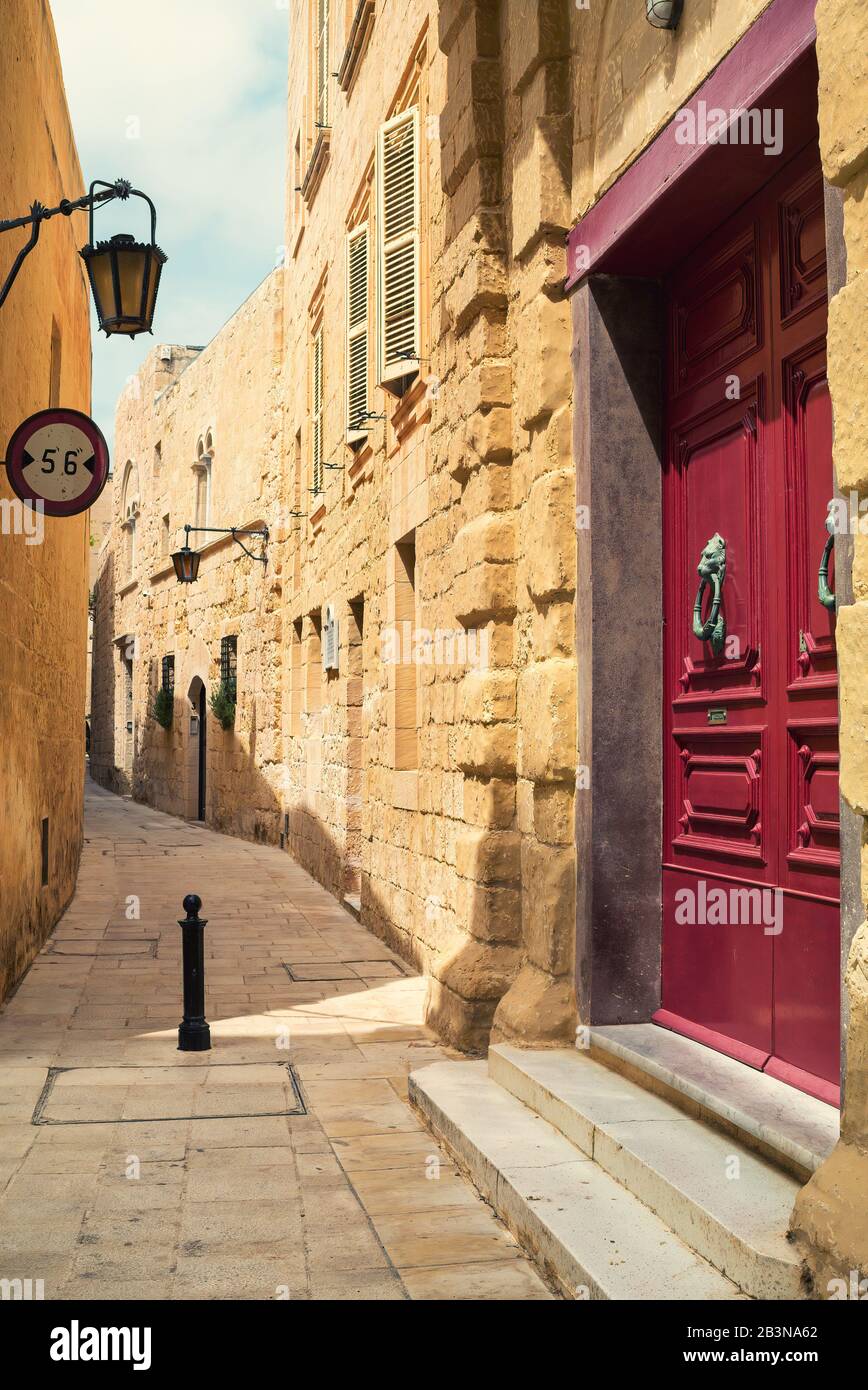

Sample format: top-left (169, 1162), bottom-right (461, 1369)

top-left (210, 678), bottom-right (236, 731)
top-left (152, 686), bottom-right (174, 729)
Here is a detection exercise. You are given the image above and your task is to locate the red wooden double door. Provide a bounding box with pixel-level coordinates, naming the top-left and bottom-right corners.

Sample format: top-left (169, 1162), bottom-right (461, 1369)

top-left (658, 142), bottom-right (840, 1104)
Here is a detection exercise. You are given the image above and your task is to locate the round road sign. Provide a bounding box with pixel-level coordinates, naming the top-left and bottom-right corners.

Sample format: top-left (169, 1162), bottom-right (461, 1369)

top-left (5, 408), bottom-right (110, 517)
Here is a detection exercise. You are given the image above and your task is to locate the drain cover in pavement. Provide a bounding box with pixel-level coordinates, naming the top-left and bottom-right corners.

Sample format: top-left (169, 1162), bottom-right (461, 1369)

top-left (47, 939), bottom-right (158, 958)
top-left (32, 1063), bottom-right (305, 1125)
top-left (283, 960), bottom-right (407, 981)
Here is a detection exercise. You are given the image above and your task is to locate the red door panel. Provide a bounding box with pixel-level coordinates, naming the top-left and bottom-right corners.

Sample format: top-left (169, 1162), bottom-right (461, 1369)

top-left (674, 728), bottom-right (765, 863)
top-left (660, 872), bottom-right (773, 1064)
top-left (674, 225), bottom-right (761, 394)
top-left (784, 356), bottom-right (836, 689)
top-left (767, 893), bottom-right (840, 1106)
top-left (670, 397), bottom-right (764, 707)
top-left (658, 143), bottom-right (840, 1104)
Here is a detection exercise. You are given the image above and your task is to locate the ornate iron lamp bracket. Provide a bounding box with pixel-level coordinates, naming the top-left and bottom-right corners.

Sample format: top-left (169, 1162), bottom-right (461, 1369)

top-left (183, 523), bottom-right (269, 567)
top-left (0, 178), bottom-right (133, 312)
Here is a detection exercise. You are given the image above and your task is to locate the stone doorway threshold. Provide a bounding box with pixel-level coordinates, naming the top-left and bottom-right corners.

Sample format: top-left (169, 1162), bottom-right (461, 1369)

top-left (589, 1025), bottom-right (839, 1181)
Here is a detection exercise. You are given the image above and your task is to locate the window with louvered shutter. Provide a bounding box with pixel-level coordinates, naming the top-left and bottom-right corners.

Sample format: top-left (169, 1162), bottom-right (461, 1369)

top-left (311, 326), bottom-right (324, 496)
top-left (377, 107), bottom-right (420, 388)
top-left (316, 0), bottom-right (330, 129)
top-left (323, 604), bottom-right (339, 671)
top-left (346, 224), bottom-right (369, 442)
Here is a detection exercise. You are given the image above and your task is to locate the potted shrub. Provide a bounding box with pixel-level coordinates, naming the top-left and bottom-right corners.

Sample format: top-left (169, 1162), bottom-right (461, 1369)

top-left (210, 678), bottom-right (236, 731)
top-left (152, 686), bottom-right (173, 729)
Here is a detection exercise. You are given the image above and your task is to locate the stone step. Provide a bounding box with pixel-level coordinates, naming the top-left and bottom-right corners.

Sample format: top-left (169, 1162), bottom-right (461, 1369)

top-left (589, 1023), bottom-right (838, 1181)
top-left (409, 1060), bottom-right (745, 1302)
top-left (342, 893), bottom-right (361, 921)
top-left (489, 1044), bottom-right (806, 1301)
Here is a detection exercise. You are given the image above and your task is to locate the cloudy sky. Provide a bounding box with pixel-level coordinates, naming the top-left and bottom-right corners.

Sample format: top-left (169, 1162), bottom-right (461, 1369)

top-left (52, 0), bottom-right (289, 453)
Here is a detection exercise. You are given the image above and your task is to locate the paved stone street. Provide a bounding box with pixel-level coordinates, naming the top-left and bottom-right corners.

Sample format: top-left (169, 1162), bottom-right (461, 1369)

top-left (0, 779), bottom-right (553, 1301)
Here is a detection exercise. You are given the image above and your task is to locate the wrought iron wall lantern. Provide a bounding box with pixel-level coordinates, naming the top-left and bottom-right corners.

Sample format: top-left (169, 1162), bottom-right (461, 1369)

top-left (646, 0), bottom-right (684, 30)
top-left (171, 524), bottom-right (269, 585)
top-left (0, 178), bottom-right (167, 336)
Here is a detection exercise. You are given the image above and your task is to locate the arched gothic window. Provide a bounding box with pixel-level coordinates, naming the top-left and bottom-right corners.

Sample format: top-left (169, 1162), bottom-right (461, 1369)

top-left (121, 461), bottom-right (140, 580)
top-left (193, 432), bottom-right (213, 531)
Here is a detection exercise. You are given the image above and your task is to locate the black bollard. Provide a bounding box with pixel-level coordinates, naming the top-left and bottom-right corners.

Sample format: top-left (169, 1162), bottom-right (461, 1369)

top-left (177, 894), bottom-right (211, 1052)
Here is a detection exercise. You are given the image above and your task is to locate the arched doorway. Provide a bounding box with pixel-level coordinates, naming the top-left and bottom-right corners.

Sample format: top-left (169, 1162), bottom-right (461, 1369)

top-left (187, 676), bottom-right (207, 822)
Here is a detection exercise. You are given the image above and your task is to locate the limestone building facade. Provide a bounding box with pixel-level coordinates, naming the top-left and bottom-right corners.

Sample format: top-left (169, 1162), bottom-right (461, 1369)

top-left (0, 0), bottom-right (92, 1001)
top-left (91, 0), bottom-right (868, 1286)
top-left (90, 273), bottom-right (284, 835)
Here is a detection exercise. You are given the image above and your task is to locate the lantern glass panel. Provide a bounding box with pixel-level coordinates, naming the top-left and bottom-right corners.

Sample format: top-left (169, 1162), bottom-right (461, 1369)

top-left (172, 547), bottom-right (200, 583)
top-left (115, 246), bottom-right (147, 325)
top-left (144, 254), bottom-right (163, 327)
top-left (86, 249), bottom-right (115, 325)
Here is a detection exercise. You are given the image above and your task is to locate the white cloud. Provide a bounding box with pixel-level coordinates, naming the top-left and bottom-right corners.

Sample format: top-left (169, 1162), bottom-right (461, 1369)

top-left (50, 0), bottom-right (289, 448)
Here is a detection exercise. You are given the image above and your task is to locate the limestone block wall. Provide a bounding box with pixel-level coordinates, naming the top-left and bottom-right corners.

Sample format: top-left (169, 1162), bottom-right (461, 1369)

top-left (90, 272), bottom-right (285, 842)
top-left (0, 0), bottom-right (91, 1001)
top-left (280, 0), bottom-right (579, 1050)
top-left (790, 0), bottom-right (868, 1294)
top-left (420, 0), bottom-right (577, 1048)
top-left (282, 0), bottom-right (485, 1028)
top-left (569, 0), bottom-right (774, 218)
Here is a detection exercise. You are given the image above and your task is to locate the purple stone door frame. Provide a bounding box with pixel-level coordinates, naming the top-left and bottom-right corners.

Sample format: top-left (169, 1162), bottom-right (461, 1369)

top-left (567, 0), bottom-right (856, 1076)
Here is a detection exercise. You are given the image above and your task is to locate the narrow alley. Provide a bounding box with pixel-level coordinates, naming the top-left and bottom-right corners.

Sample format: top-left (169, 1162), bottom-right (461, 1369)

top-left (3, 0), bottom-right (868, 1338)
top-left (0, 780), bottom-right (552, 1301)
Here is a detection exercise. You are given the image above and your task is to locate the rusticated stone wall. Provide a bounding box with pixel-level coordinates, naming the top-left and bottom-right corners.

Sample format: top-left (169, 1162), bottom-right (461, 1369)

top-left (791, 0), bottom-right (868, 1295)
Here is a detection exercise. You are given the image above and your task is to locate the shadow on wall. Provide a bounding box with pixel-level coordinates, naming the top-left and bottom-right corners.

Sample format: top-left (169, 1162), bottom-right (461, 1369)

top-left (284, 797), bottom-right (514, 1055)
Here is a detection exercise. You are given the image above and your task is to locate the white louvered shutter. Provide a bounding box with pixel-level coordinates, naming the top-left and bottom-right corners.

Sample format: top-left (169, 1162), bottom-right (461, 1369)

top-left (377, 107), bottom-right (420, 386)
top-left (323, 604), bottom-right (339, 671)
top-left (346, 225), bottom-right (369, 442)
top-left (316, 0), bottom-right (330, 129)
top-left (311, 326), bottom-right (323, 496)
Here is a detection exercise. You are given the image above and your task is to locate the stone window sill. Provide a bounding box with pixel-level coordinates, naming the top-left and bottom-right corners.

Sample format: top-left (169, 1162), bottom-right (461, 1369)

top-left (301, 130), bottom-right (330, 206)
top-left (391, 375), bottom-right (430, 445)
top-left (348, 439), bottom-right (374, 492)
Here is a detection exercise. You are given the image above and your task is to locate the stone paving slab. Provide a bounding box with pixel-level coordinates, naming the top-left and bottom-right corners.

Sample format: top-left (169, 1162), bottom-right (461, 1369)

top-left (0, 779), bottom-right (555, 1302)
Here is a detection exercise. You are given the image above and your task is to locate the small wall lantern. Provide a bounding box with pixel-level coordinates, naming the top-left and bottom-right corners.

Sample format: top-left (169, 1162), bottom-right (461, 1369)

top-left (172, 541), bottom-right (202, 585)
top-left (0, 178), bottom-right (166, 334)
top-left (171, 523), bottom-right (268, 585)
top-left (646, 0), bottom-right (684, 29)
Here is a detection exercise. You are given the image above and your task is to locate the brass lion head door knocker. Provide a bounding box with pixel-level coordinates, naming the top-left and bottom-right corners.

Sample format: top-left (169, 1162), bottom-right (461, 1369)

top-left (692, 533), bottom-right (727, 657)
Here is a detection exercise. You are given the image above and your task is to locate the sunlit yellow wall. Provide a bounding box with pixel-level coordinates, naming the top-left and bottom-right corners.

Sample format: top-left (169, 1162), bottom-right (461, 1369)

top-left (0, 0), bottom-right (91, 1000)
